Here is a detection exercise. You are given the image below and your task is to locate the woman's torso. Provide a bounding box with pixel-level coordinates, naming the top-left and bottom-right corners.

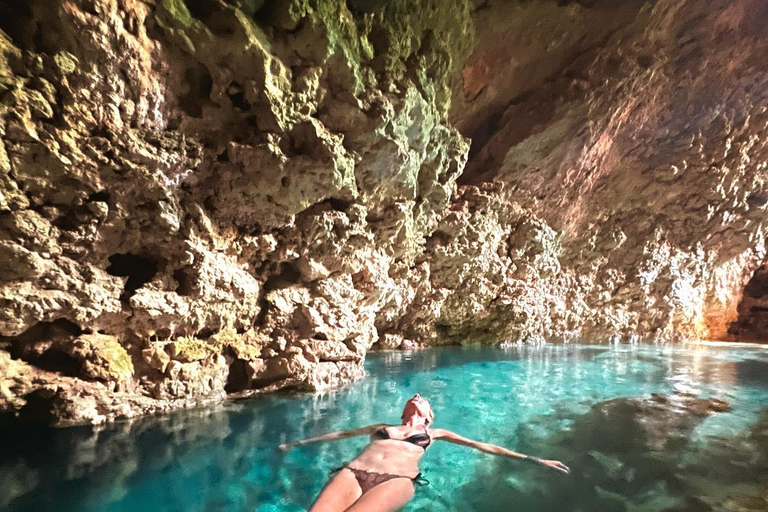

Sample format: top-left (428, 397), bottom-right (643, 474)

top-left (348, 425), bottom-right (431, 477)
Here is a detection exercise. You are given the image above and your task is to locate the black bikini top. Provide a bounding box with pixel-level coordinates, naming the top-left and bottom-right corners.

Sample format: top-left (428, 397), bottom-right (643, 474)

top-left (373, 427), bottom-right (432, 449)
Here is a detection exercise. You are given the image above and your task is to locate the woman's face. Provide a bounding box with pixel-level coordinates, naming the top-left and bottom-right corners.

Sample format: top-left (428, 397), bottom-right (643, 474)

top-left (402, 393), bottom-right (432, 423)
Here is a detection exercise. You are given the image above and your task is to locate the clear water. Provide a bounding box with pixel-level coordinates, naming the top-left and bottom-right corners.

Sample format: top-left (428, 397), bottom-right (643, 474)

top-left (2, 344), bottom-right (768, 512)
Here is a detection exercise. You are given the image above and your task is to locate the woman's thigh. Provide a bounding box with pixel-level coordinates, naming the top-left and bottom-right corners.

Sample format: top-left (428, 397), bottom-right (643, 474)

top-left (309, 469), bottom-right (362, 512)
top-left (343, 478), bottom-right (415, 512)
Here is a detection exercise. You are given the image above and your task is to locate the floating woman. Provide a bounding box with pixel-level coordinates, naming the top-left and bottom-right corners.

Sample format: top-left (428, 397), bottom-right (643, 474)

top-left (279, 393), bottom-right (570, 512)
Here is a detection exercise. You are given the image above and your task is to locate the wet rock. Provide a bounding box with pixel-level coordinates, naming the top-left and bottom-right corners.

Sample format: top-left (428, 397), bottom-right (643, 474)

top-left (3, 0), bottom-right (768, 425)
top-left (375, 333), bottom-right (405, 350)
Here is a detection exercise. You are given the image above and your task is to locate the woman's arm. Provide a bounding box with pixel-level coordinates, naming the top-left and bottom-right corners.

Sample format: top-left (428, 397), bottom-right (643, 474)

top-left (279, 423), bottom-right (388, 451)
top-left (430, 428), bottom-right (570, 474)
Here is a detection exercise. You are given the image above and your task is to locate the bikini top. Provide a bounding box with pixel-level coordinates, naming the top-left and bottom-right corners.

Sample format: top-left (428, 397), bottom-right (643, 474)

top-left (373, 427), bottom-right (432, 449)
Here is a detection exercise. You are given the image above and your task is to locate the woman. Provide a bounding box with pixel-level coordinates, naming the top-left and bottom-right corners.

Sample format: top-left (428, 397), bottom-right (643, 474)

top-left (279, 393), bottom-right (570, 512)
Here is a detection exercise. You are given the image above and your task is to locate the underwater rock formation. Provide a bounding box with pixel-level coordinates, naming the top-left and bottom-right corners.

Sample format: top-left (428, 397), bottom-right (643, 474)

top-left (459, 393), bottom-right (768, 512)
top-left (1, 0), bottom-right (768, 424)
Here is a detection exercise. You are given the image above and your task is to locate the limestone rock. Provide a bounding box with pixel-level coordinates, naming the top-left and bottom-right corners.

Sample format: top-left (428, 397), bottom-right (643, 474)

top-left (62, 334), bottom-right (134, 385)
top-left (142, 344), bottom-right (171, 373)
top-left (2, 0), bottom-right (768, 425)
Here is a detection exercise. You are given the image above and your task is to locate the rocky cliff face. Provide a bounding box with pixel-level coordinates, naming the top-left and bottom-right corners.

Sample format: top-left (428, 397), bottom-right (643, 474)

top-left (1, 0), bottom-right (767, 425)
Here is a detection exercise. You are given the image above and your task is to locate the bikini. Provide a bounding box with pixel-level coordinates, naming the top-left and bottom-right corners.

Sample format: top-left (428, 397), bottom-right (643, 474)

top-left (330, 427), bottom-right (431, 493)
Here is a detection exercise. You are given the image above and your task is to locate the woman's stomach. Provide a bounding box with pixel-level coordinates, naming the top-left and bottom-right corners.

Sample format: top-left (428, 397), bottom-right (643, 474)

top-left (348, 440), bottom-right (425, 476)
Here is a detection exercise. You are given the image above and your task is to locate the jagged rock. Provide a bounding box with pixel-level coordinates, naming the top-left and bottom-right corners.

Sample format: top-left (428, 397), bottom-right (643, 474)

top-left (141, 343), bottom-right (171, 373)
top-left (1, 0), bottom-right (768, 424)
top-left (376, 333), bottom-right (405, 350)
top-left (61, 334), bottom-right (134, 385)
top-left (0, 352), bottom-right (35, 418)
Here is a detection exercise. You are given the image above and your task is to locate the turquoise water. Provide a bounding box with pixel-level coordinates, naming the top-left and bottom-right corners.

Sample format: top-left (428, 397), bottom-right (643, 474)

top-left (2, 344), bottom-right (768, 512)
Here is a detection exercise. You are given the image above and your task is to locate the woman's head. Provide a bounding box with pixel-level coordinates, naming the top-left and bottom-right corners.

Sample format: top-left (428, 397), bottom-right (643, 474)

top-left (401, 393), bottom-right (434, 425)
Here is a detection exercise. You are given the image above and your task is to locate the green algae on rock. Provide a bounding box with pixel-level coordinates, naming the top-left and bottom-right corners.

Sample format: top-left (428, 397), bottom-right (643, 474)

top-left (1, 0), bottom-right (768, 425)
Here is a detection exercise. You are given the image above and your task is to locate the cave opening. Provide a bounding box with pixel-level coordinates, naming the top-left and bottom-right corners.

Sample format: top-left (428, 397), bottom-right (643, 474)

top-left (174, 268), bottom-right (195, 296)
top-left (728, 262), bottom-right (768, 341)
top-left (17, 390), bottom-right (57, 426)
top-left (225, 359), bottom-right (251, 393)
top-left (29, 351), bottom-right (81, 377)
top-left (106, 253), bottom-right (159, 295)
top-left (0, 2), bottom-right (35, 49)
top-left (457, 110), bottom-right (503, 186)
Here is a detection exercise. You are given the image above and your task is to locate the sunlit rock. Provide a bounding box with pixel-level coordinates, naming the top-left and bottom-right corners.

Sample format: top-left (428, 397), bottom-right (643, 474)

top-left (2, 0), bottom-right (768, 424)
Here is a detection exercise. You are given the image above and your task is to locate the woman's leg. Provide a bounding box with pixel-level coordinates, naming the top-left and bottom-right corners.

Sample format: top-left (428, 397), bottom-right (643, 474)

top-left (343, 478), bottom-right (415, 512)
top-left (309, 469), bottom-right (363, 512)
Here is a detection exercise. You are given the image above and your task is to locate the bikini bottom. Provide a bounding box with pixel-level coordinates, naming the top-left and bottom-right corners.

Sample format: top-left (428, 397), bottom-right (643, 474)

top-left (330, 465), bottom-right (430, 494)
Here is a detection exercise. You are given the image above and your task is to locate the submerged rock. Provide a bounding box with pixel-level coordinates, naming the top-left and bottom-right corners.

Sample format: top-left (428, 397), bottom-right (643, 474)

top-left (457, 393), bottom-right (768, 512)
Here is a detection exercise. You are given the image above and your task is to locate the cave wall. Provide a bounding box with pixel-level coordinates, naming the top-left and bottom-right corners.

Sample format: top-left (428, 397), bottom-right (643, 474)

top-left (413, 0), bottom-right (768, 345)
top-left (1, 0), bottom-right (768, 425)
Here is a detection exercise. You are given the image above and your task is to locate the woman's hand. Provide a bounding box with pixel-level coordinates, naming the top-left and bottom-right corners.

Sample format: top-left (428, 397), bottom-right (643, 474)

top-left (278, 442), bottom-right (295, 452)
top-left (538, 459), bottom-right (570, 474)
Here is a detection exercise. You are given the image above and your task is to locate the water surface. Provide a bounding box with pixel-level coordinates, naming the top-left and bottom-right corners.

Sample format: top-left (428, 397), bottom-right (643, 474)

top-left (2, 344), bottom-right (767, 512)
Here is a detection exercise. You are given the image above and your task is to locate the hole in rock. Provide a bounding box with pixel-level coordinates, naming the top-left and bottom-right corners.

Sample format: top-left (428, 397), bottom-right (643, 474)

top-left (149, 328), bottom-right (171, 342)
top-left (179, 64), bottom-right (213, 118)
top-left (747, 192), bottom-right (767, 208)
top-left (728, 261), bottom-right (768, 341)
top-left (326, 197), bottom-right (350, 211)
top-left (217, 149), bottom-right (229, 162)
top-left (18, 390), bottom-right (56, 426)
top-left (314, 332), bottom-right (329, 341)
top-left (196, 328), bottom-right (214, 339)
top-left (7, 319), bottom-right (84, 376)
top-left (425, 230), bottom-right (451, 251)
top-left (106, 253), bottom-right (159, 294)
top-left (227, 81), bottom-right (251, 110)
top-left (0, 2), bottom-right (35, 49)
top-left (173, 268), bottom-right (195, 296)
top-left (252, 1), bottom-right (281, 27)
top-left (458, 110), bottom-right (503, 186)
top-left (8, 319), bottom-right (82, 348)
top-left (281, 176), bottom-right (291, 187)
top-left (225, 359), bottom-right (251, 393)
top-left (743, 264), bottom-right (768, 299)
top-left (87, 191), bottom-right (110, 202)
top-left (52, 212), bottom-right (79, 232)
top-left (29, 350), bottom-right (81, 376)
top-left (184, 0), bottom-right (216, 19)
top-left (262, 261), bottom-right (302, 293)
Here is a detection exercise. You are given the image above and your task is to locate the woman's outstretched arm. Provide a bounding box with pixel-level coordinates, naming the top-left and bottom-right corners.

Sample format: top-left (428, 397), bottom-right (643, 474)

top-left (279, 423), bottom-right (388, 451)
top-left (430, 428), bottom-right (570, 474)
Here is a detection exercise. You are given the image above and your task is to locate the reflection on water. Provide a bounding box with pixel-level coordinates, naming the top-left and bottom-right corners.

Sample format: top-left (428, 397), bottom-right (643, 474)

top-left (1, 344), bottom-right (767, 512)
